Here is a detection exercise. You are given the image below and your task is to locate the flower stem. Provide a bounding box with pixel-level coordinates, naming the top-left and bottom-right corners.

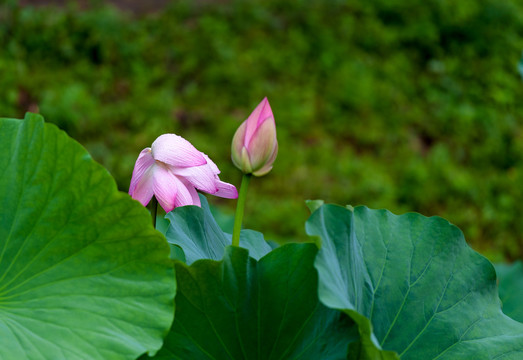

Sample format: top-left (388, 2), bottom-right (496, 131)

top-left (149, 196), bottom-right (158, 229)
top-left (232, 174), bottom-right (251, 247)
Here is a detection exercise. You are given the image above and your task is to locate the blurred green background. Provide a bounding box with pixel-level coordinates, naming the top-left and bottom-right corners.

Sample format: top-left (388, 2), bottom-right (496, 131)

top-left (1, 0), bottom-right (522, 261)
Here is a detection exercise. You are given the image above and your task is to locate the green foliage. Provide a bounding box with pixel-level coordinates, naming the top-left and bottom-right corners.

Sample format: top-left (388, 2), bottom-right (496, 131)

top-left (1, 0), bottom-right (522, 259)
top-left (496, 261), bottom-right (523, 322)
top-left (307, 204), bottom-right (523, 359)
top-left (0, 114), bottom-right (175, 359)
top-left (154, 190), bottom-right (523, 359)
top-left (165, 194), bottom-right (272, 264)
top-left (147, 245), bottom-right (356, 359)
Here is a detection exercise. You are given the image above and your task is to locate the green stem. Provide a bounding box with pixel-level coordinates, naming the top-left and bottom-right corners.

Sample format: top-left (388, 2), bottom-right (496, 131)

top-left (232, 174), bottom-right (251, 247)
top-left (149, 196), bottom-right (158, 229)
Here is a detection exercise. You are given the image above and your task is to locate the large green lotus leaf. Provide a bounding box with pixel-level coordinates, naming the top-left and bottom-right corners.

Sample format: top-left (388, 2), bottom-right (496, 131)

top-left (165, 195), bottom-right (272, 264)
top-left (0, 114), bottom-right (175, 359)
top-left (496, 261), bottom-right (523, 322)
top-left (306, 204), bottom-right (523, 359)
top-left (145, 243), bottom-right (357, 359)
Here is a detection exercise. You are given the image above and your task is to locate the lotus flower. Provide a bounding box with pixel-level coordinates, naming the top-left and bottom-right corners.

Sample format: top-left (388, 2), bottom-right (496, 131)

top-left (231, 97), bottom-right (278, 176)
top-left (129, 134), bottom-right (238, 212)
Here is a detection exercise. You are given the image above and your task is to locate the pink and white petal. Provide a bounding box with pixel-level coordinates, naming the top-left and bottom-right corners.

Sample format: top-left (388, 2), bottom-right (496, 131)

top-left (201, 153), bottom-right (220, 175)
top-left (212, 180), bottom-right (238, 199)
top-left (257, 97), bottom-right (274, 127)
top-left (130, 165), bottom-right (155, 207)
top-left (246, 118), bottom-right (277, 171)
top-left (152, 165), bottom-right (179, 213)
top-left (151, 134), bottom-right (206, 168)
top-left (129, 148), bottom-right (154, 195)
top-left (244, 99), bottom-right (264, 145)
top-left (174, 177), bottom-right (201, 207)
top-left (170, 163), bottom-right (218, 194)
top-left (244, 97), bottom-right (273, 145)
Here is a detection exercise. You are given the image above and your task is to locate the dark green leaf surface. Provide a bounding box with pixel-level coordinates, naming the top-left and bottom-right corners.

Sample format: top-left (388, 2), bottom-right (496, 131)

top-left (0, 114), bottom-right (175, 359)
top-left (165, 195), bottom-right (272, 263)
top-left (149, 244), bottom-right (356, 359)
top-left (307, 204), bottom-right (523, 359)
top-left (496, 261), bottom-right (523, 322)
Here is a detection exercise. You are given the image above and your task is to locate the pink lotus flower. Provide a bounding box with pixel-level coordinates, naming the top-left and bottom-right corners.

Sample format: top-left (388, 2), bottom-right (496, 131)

top-left (231, 97), bottom-right (278, 176)
top-left (129, 134), bottom-right (238, 212)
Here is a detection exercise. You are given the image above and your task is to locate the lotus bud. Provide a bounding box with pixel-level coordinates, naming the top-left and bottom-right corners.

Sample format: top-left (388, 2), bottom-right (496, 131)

top-left (231, 97), bottom-right (278, 176)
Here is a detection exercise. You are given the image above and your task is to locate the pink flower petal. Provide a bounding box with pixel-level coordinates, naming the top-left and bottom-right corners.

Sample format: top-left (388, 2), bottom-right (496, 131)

top-left (174, 177), bottom-right (201, 207)
top-left (201, 153), bottom-right (220, 175)
top-left (246, 118), bottom-right (277, 171)
top-left (170, 163), bottom-right (218, 194)
top-left (129, 166), bottom-right (155, 207)
top-left (152, 165), bottom-right (179, 212)
top-left (129, 133), bottom-right (237, 211)
top-left (257, 97), bottom-right (274, 126)
top-left (151, 134), bottom-right (207, 168)
top-left (129, 148), bottom-right (155, 197)
top-left (212, 180), bottom-right (238, 199)
top-left (244, 97), bottom-right (273, 146)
